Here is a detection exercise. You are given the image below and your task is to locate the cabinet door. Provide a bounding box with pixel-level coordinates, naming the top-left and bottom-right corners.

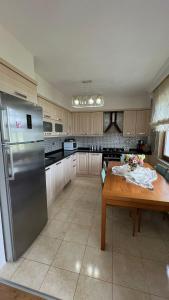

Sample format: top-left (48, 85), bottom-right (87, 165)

top-left (53, 161), bottom-right (64, 196)
top-left (135, 110), bottom-right (151, 136)
top-left (0, 62), bottom-right (37, 104)
top-left (76, 153), bottom-right (89, 175)
top-left (89, 153), bottom-right (102, 175)
top-left (123, 111), bottom-right (137, 136)
top-left (63, 156), bottom-right (72, 185)
top-left (45, 167), bottom-right (52, 207)
top-left (72, 113), bottom-right (80, 135)
top-left (91, 112), bottom-right (103, 135)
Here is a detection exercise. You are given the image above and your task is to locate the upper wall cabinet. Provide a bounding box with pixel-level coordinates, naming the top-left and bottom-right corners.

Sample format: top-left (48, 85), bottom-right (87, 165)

top-left (72, 112), bottom-right (103, 136)
top-left (123, 110), bottom-right (151, 137)
top-left (0, 61), bottom-right (37, 104)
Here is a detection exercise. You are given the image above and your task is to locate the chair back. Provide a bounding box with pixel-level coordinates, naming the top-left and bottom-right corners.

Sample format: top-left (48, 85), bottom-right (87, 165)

top-left (165, 170), bottom-right (169, 182)
top-left (101, 168), bottom-right (106, 187)
top-left (156, 163), bottom-right (168, 177)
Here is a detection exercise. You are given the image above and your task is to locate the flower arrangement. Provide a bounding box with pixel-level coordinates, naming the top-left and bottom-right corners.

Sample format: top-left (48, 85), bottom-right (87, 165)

top-left (124, 154), bottom-right (145, 171)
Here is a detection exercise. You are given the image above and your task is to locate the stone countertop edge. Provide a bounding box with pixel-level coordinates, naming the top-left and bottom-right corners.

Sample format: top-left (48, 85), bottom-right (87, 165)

top-left (44, 148), bottom-right (151, 168)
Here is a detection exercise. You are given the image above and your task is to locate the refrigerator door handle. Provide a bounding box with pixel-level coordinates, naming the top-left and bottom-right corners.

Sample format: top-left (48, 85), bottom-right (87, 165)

top-left (0, 107), bottom-right (11, 143)
top-left (5, 145), bottom-right (15, 181)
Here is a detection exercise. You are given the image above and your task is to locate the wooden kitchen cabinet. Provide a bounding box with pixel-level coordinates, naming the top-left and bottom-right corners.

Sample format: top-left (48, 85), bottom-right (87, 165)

top-left (91, 112), bottom-right (103, 135)
top-left (63, 156), bottom-right (72, 185)
top-left (53, 160), bottom-right (64, 197)
top-left (0, 60), bottom-right (37, 104)
top-left (135, 110), bottom-right (151, 136)
top-left (45, 166), bottom-right (53, 207)
top-left (123, 111), bottom-right (137, 136)
top-left (123, 110), bottom-right (151, 137)
top-left (89, 153), bottom-right (102, 175)
top-left (76, 153), bottom-right (89, 175)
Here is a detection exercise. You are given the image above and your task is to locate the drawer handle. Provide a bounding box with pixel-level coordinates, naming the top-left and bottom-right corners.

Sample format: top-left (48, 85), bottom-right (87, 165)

top-left (14, 91), bottom-right (27, 99)
top-left (138, 132), bottom-right (145, 135)
top-left (56, 161), bottom-right (61, 165)
top-left (45, 167), bottom-right (50, 171)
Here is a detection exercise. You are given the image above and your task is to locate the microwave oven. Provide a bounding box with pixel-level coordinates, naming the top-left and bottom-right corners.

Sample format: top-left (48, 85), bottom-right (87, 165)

top-left (43, 120), bottom-right (53, 136)
top-left (63, 141), bottom-right (77, 150)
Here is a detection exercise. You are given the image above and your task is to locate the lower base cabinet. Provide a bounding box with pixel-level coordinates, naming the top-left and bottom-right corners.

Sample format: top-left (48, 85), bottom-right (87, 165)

top-left (45, 152), bottom-right (102, 207)
top-left (77, 152), bottom-right (102, 176)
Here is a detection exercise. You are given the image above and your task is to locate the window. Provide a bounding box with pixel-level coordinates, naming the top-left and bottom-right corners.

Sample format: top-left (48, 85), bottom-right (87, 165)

top-left (163, 131), bottom-right (169, 161)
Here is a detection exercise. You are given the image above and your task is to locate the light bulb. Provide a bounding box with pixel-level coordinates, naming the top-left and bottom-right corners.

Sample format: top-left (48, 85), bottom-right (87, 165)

top-left (96, 97), bottom-right (102, 105)
top-left (88, 97), bottom-right (94, 105)
top-left (74, 99), bottom-right (79, 105)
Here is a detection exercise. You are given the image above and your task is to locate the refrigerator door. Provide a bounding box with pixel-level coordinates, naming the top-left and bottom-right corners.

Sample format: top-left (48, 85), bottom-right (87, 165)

top-left (2, 141), bottom-right (47, 260)
top-left (0, 92), bottom-right (43, 144)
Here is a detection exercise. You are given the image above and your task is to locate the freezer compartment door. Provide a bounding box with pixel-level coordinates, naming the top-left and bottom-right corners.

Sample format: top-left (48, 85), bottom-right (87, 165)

top-left (4, 141), bottom-right (47, 260)
top-left (0, 92), bottom-right (43, 143)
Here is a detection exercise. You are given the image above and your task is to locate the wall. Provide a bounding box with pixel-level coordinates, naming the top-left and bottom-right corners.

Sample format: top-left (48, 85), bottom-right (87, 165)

top-left (44, 134), bottom-right (147, 153)
top-left (35, 73), bottom-right (68, 108)
top-left (0, 24), bottom-right (35, 79)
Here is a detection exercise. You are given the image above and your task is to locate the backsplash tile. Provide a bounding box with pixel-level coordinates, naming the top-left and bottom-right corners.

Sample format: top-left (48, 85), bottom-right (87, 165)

top-left (44, 134), bottom-right (147, 153)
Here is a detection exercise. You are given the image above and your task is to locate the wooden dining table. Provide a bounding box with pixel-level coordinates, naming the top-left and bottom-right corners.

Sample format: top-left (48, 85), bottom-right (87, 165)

top-left (101, 161), bottom-right (169, 250)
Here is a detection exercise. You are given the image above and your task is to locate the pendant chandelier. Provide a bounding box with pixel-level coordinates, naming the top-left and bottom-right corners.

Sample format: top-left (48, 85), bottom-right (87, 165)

top-left (72, 80), bottom-right (104, 108)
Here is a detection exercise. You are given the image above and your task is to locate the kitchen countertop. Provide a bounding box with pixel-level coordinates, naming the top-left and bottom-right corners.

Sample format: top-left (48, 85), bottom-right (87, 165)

top-left (45, 147), bottom-right (151, 168)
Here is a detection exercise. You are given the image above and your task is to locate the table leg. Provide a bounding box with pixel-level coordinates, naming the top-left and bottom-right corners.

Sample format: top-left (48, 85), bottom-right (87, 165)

top-left (101, 197), bottom-right (106, 250)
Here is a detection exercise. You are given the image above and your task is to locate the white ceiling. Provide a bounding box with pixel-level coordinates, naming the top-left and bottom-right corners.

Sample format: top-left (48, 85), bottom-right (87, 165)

top-left (0, 0), bottom-right (169, 99)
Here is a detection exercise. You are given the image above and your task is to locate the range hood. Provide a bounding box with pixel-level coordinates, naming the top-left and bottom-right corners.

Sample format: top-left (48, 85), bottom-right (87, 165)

top-left (104, 112), bottom-right (123, 133)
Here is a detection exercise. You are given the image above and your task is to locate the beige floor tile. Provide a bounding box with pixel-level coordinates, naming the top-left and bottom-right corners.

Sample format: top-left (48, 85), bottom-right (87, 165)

top-left (113, 252), bottom-right (148, 292)
top-left (40, 267), bottom-right (78, 300)
top-left (143, 259), bottom-right (169, 299)
top-left (81, 246), bottom-right (113, 282)
top-left (70, 209), bottom-right (94, 226)
top-left (139, 220), bottom-right (161, 239)
top-left (53, 240), bottom-right (85, 273)
top-left (138, 236), bottom-right (169, 263)
top-left (0, 258), bottom-right (24, 280)
top-left (112, 231), bottom-right (141, 258)
top-left (52, 207), bottom-right (74, 222)
top-left (26, 236), bottom-right (62, 265)
top-left (87, 226), bottom-right (112, 249)
top-left (11, 259), bottom-right (49, 290)
top-left (64, 223), bottom-right (90, 245)
top-left (113, 284), bottom-right (150, 300)
top-left (75, 199), bottom-right (96, 211)
top-left (41, 219), bottom-right (70, 239)
top-left (74, 274), bottom-right (112, 300)
top-left (150, 296), bottom-right (169, 300)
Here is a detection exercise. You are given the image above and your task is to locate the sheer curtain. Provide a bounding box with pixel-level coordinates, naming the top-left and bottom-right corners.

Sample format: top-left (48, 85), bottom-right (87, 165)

top-left (151, 76), bottom-right (169, 131)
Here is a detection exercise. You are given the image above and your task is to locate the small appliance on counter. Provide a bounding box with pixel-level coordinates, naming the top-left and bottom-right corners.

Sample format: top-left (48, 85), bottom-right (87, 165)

top-left (63, 138), bottom-right (78, 150)
top-left (137, 140), bottom-right (145, 152)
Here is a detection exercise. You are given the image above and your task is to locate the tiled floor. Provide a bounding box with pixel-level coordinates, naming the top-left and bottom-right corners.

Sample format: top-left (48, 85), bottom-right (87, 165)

top-left (0, 176), bottom-right (169, 299)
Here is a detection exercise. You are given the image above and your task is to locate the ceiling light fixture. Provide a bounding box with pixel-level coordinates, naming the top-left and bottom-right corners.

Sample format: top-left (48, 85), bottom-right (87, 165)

top-left (72, 80), bottom-right (104, 108)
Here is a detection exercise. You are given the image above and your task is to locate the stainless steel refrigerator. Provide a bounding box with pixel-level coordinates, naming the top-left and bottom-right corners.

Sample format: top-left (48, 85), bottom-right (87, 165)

top-left (0, 92), bottom-right (47, 261)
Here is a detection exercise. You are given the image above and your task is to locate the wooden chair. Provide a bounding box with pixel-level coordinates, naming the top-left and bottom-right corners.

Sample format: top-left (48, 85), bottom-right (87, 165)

top-left (156, 163), bottom-right (168, 177)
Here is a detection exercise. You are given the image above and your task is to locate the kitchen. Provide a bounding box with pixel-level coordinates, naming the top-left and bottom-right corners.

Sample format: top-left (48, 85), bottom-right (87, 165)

top-left (0, 1), bottom-right (169, 300)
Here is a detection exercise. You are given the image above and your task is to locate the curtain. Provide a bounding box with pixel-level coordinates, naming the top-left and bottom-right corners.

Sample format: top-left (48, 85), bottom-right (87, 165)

top-left (151, 76), bottom-right (169, 131)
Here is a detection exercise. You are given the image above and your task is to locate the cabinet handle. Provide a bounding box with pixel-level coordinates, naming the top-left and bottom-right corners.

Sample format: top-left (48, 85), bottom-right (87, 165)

top-left (45, 167), bottom-right (50, 171)
top-left (73, 159), bottom-right (76, 161)
top-left (138, 132), bottom-right (145, 135)
top-left (73, 165), bottom-right (76, 167)
top-left (56, 161), bottom-right (61, 165)
top-left (14, 91), bottom-right (27, 99)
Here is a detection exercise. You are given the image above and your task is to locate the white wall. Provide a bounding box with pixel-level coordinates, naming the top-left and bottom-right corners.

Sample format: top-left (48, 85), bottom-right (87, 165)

top-left (35, 73), bottom-right (68, 108)
top-left (0, 24), bottom-right (35, 79)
